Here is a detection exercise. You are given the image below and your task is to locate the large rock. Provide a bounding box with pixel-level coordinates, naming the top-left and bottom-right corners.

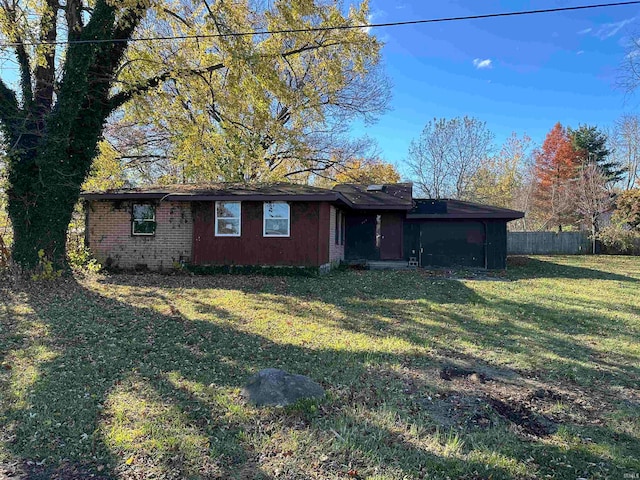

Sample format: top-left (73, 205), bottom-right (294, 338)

top-left (241, 368), bottom-right (325, 407)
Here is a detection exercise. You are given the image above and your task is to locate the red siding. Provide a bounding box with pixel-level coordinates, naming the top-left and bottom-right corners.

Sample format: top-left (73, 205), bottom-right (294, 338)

top-left (192, 201), bottom-right (330, 267)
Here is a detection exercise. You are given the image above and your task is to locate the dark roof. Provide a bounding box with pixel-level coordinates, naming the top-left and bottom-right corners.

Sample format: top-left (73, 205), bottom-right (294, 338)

top-left (81, 182), bottom-right (416, 210)
top-left (332, 183), bottom-right (413, 210)
top-left (408, 199), bottom-right (524, 220)
top-left (80, 183), bottom-right (344, 203)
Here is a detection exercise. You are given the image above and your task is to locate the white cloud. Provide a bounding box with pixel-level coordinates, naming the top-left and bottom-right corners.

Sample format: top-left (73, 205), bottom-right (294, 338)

top-left (576, 50), bottom-right (585, 55)
top-left (361, 14), bottom-right (373, 33)
top-left (596, 17), bottom-right (636, 39)
top-left (578, 27), bottom-right (592, 35)
top-left (473, 58), bottom-right (492, 69)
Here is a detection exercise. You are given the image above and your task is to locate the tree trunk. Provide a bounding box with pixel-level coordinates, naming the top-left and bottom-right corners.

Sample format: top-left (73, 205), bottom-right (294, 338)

top-left (7, 121), bottom-right (100, 269)
top-left (8, 192), bottom-right (76, 269)
top-left (7, 156), bottom-right (86, 269)
top-left (592, 224), bottom-right (596, 255)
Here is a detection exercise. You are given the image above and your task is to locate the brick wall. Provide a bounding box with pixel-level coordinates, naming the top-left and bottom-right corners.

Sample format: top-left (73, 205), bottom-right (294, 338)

top-left (87, 201), bottom-right (192, 270)
top-left (329, 206), bottom-right (345, 264)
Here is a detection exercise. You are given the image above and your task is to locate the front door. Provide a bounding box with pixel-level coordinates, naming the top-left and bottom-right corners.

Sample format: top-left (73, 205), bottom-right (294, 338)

top-left (379, 214), bottom-right (404, 260)
top-left (344, 214), bottom-right (378, 261)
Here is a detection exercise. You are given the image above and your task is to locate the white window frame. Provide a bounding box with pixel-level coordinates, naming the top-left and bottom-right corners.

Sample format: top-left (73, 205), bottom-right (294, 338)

top-left (215, 201), bottom-right (241, 237)
top-left (131, 203), bottom-right (156, 236)
top-left (263, 201), bottom-right (290, 237)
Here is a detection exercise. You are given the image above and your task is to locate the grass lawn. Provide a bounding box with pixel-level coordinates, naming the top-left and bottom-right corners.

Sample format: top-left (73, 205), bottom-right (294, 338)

top-left (0, 255), bottom-right (638, 479)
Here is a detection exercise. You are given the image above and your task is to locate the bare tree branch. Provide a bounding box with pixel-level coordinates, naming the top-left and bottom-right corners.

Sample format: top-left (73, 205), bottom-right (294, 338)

top-left (107, 63), bottom-right (225, 113)
top-left (1, 1), bottom-right (33, 107)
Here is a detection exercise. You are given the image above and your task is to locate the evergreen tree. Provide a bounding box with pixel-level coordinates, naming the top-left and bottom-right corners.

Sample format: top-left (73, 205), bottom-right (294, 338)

top-left (570, 125), bottom-right (625, 184)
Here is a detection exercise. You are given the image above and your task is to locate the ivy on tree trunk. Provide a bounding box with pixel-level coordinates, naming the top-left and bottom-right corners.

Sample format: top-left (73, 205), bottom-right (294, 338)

top-left (0, 1), bottom-right (159, 268)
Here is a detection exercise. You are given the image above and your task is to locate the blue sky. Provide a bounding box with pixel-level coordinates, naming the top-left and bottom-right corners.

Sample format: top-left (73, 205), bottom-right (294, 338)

top-left (355, 0), bottom-right (640, 172)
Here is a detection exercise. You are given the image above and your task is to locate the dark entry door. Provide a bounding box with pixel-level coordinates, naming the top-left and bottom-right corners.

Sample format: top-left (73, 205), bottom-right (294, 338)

top-left (345, 214), bottom-right (378, 261)
top-left (380, 214), bottom-right (404, 260)
top-left (419, 221), bottom-right (485, 267)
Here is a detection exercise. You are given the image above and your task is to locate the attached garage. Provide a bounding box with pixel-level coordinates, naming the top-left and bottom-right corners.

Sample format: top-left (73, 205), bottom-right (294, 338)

top-left (404, 200), bottom-right (522, 270)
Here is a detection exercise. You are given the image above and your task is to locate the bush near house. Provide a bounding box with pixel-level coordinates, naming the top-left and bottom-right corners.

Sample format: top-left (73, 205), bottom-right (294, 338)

top-left (0, 256), bottom-right (638, 479)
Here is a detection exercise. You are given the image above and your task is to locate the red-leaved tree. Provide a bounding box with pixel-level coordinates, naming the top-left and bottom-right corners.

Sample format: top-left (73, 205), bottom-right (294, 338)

top-left (533, 122), bottom-right (580, 231)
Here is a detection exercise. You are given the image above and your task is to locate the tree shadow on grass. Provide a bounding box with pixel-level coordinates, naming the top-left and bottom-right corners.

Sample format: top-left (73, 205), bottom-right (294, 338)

top-left (0, 275), bottom-right (637, 479)
top-left (238, 269), bottom-right (640, 394)
top-left (506, 257), bottom-right (640, 282)
top-left (0, 276), bottom-right (542, 479)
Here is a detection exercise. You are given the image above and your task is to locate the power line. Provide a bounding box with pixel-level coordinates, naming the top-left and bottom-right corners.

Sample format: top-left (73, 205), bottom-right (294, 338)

top-left (1, 1), bottom-right (639, 48)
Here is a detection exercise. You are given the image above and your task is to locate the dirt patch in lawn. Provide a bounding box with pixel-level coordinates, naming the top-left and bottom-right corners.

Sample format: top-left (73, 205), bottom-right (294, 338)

top-left (418, 364), bottom-right (560, 437)
top-left (422, 391), bottom-right (557, 437)
top-left (439, 366), bottom-right (488, 383)
top-left (486, 397), bottom-right (557, 437)
top-left (422, 393), bottom-right (496, 430)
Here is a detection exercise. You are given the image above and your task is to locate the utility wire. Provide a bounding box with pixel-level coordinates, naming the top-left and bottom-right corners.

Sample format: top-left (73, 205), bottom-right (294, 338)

top-left (0, 1), bottom-right (639, 47)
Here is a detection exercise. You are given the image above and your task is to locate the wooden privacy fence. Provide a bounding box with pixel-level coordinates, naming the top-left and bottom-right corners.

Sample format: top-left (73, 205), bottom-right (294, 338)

top-left (507, 232), bottom-right (591, 255)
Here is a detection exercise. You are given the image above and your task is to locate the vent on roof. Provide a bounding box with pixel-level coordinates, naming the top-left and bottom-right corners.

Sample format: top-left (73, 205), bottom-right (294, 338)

top-left (366, 184), bottom-right (386, 192)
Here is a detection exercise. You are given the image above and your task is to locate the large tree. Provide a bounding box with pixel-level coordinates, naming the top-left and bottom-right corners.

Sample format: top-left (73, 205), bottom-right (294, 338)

top-left (569, 124), bottom-right (624, 184)
top-left (533, 122), bottom-right (580, 231)
top-left (613, 188), bottom-right (640, 230)
top-left (0, 0), bottom-right (384, 268)
top-left (574, 163), bottom-right (614, 253)
top-left (612, 114), bottom-right (640, 190)
top-left (467, 132), bottom-right (530, 209)
top-left (406, 116), bottom-right (494, 199)
top-left (98, 0), bottom-right (388, 184)
top-left (313, 157), bottom-right (400, 187)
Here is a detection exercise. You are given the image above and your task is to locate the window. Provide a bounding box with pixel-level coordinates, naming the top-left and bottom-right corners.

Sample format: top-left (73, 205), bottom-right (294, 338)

top-left (341, 213), bottom-right (346, 246)
top-left (215, 201), bottom-right (241, 236)
top-left (263, 202), bottom-right (290, 237)
top-left (132, 204), bottom-right (156, 236)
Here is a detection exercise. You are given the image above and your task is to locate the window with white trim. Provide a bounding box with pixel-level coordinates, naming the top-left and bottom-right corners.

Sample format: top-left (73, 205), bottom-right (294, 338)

top-left (215, 201), bottom-right (241, 236)
top-left (263, 202), bottom-right (290, 237)
top-left (132, 204), bottom-right (156, 236)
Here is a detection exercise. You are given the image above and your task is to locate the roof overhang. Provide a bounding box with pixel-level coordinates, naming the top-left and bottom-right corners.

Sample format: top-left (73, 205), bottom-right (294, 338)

top-left (81, 192), bottom-right (344, 203)
top-left (347, 204), bottom-right (413, 211)
top-left (407, 213), bottom-right (525, 221)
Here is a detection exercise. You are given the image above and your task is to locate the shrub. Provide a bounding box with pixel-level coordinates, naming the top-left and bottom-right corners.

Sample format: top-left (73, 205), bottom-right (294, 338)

top-left (597, 226), bottom-right (640, 255)
top-left (67, 244), bottom-right (102, 273)
top-left (31, 250), bottom-right (63, 281)
top-left (183, 264), bottom-right (321, 277)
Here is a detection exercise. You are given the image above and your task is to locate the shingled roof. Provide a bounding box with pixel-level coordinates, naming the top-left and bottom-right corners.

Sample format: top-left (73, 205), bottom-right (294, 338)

top-left (408, 199), bottom-right (524, 220)
top-left (81, 182), bottom-right (416, 210)
top-left (81, 183), bottom-right (344, 203)
top-left (331, 183), bottom-right (413, 210)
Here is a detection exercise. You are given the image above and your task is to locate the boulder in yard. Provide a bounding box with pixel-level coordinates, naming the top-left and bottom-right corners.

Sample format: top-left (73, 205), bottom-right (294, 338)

top-left (241, 368), bottom-right (325, 407)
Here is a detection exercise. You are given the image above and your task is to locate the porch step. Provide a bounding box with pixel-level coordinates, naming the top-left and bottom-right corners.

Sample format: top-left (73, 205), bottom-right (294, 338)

top-left (367, 261), bottom-right (416, 270)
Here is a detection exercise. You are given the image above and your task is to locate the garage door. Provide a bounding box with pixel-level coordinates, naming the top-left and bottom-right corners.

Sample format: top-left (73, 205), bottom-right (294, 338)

top-left (419, 221), bottom-right (485, 268)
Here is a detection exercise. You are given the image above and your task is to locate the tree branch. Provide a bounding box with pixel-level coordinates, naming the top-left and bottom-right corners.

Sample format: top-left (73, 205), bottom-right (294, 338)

top-left (0, 77), bottom-right (21, 138)
top-left (65, 0), bottom-right (84, 40)
top-left (33, 0), bottom-right (58, 115)
top-left (107, 63), bottom-right (225, 113)
top-left (1, 1), bottom-right (33, 107)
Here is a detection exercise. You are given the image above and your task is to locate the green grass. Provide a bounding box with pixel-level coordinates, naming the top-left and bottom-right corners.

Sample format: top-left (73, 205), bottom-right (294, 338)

top-left (1, 255), bottom-right (639, 479)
